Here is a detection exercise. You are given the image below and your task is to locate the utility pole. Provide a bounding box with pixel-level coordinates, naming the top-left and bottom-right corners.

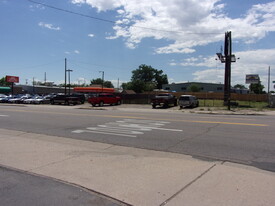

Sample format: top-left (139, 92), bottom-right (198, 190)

top-left (216, 31), bottom-right (237, 110)
top-left (267, 66), bottom-right (270, 94)
top-left (65, 58), bottom-right (67, 95)
top-left (33, 77), bottom-right (35, 94)
top-left (99, 71), bottom-right (104, 92)
top-left (44, 72), bottom-right (47, 84)
top-left (268, 66), bottom-right (271, 106)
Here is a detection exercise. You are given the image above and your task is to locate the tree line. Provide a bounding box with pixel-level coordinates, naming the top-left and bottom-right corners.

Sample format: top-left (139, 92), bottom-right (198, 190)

top-left (0, 64), bottom-right (268, 94)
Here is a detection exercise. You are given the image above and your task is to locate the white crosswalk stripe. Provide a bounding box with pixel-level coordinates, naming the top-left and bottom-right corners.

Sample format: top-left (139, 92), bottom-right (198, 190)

top-left (72, 119), bottom-right (182, 137)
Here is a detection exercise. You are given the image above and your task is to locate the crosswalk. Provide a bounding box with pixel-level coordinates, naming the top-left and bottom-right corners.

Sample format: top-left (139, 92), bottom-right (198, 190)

top-left (72, 119), bottom-right (183, 137)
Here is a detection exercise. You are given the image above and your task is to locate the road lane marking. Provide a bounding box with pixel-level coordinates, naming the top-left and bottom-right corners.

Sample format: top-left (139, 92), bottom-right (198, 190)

top-left (72, 119), bottom-right (182, 137)
top-left (72, 129), bottom-right (137, 137)
top-left (0, 114), bottom-right (9, 117)
top-left (86, 127), bottom-right (144, 135)
top-left (1, 108), bottom-right (269, 127)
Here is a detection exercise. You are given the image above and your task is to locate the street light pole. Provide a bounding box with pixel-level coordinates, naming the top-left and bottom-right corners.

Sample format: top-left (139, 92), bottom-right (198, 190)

top-left (67, 69), bottom-right (73, 95)
top-left (65, 58), bottom-right (67, 95)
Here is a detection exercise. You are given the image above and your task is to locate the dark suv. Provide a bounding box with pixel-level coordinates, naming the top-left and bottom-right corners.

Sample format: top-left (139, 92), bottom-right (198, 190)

top-left (71, 93), bottom-right (86, 104)
top-left (50, 94), bottom-right (82, 105)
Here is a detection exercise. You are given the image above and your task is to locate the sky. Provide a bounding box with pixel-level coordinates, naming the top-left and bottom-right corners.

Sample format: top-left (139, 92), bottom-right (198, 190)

top-left (1, 0), bottom-right (275, 91)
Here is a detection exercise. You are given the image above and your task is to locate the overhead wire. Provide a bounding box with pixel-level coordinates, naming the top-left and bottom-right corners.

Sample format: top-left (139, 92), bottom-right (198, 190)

top-left (28, 0), bottom-right (223, 35)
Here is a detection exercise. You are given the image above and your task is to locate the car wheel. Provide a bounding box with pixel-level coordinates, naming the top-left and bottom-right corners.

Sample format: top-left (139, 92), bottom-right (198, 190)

top-left (152, 105), bottom-right (156, 109)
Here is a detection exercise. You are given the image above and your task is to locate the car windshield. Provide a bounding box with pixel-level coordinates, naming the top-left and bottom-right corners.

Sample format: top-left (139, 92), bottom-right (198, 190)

top-left (180, 96), bottom-right (190, 100)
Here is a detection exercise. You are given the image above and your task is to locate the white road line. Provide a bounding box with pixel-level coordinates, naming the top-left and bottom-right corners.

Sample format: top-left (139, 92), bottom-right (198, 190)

top-left (86, 127), bottom-right (144, 135)
top-left (72, 129), bottom-right (137, 137)
top-left (109, 123), bottom-right (183, 132)
top-left (121, 119), bottom-right (170, 124)
top-left (72, 119), bottom-right (182, 137)
top-left (98, 125), bottom-right (152, 131)
top-left (0, 115), bottom-right (8, 117)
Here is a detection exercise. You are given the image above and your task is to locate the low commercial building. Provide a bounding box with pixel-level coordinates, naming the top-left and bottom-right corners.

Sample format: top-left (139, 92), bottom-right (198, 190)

top-left (162, 82), bottom-right (224, 93)
top-left (162, 82), bottom-right (249, 94)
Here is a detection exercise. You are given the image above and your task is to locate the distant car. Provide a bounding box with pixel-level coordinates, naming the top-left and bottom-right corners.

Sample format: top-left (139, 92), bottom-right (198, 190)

top-left (9, 95), bottom-right (30, 104)
top-left (23, 96), bottom-right (46, 104)
top-left (71, 93), bottom-right (86, 104)
top-left (178, 95), bottom-right (199, 108)
top-left (88, 93), bottom-right (121, 107)
top-left (0, 94), bottom-right (7, 102)
top-left (36, 95), bottom-right (52, 104)
top-left (50, 94), bottom-right (82, 105)
top-left (151, 93), bottom-right (177, 108)
top-left (0, 95), bottom-right (13, 103)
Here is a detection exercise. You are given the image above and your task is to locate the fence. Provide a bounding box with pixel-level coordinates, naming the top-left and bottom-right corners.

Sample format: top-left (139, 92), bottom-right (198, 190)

top-left (119, 92), bottom-right (268, 104)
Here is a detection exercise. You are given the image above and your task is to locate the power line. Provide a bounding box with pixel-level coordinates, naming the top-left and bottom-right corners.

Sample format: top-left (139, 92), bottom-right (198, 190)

top-left (28, 0), bottom-right (222, 35)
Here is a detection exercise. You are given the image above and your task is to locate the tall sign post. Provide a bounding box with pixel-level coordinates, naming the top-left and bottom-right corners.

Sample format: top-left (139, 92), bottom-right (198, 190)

top-left (216, 31), bottom-right (237, 110)
top-left (6, 75), bottom-right (19, 96)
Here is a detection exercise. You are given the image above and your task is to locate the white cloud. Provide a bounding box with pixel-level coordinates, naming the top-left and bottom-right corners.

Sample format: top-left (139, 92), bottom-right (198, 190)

top-left (65, 50), bottom-right (80, 55)
top-left (188, 49), bottom-right (275, 89)
top-left (88, 33), bottom-right (95, 37)
top-left (71, 0), bottom-right (275, 53)
top-left (38, 22), bottom-right (61, 31)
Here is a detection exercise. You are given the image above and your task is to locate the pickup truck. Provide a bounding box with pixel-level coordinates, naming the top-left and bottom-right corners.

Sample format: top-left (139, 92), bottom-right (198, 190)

top-left (151, 93), bottom-right (177, 108)
top-left (50, 94), bottom-right (82, 105)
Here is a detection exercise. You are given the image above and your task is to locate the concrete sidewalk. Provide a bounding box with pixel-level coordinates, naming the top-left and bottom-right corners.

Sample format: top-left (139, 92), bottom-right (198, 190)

top-left (0, 128), bottom-right (275, 206)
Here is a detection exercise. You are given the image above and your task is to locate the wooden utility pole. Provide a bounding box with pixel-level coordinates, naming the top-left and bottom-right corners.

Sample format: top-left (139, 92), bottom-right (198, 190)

top-left (216, 31), bottom-right (237, 110)
top-left (224, 31), bottom-right (232, 110)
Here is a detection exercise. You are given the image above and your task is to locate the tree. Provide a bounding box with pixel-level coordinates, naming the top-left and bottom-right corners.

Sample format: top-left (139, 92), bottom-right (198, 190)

top-left (128, 64), bottom-right (168, 93)
top-left (233, 84), bottom-right (247, 89)
top-left (188, 84), bottom-right (200, 92)
top-left (249, 81), bottom-right (265, 94)
top-left (0, 77), bottom-right (12, 86)
top-left (90, 78), bottom-right (114, 88)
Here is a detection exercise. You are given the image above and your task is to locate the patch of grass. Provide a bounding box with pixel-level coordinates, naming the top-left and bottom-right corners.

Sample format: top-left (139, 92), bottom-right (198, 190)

top-left (199, 99), bottom-right (269, 110)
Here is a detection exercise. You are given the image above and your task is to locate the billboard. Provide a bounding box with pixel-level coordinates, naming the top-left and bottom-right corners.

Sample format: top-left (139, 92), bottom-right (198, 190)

top-left (6, 75), bottom-right (19, 83)
top-left (246, 74), bottom-right (259, 84)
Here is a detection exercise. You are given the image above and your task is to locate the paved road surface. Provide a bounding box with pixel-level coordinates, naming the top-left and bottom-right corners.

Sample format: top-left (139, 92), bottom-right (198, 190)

top-left (0, 104), bottom-right (274, 171)
top-left (0, 166), bottom-right (127, 206)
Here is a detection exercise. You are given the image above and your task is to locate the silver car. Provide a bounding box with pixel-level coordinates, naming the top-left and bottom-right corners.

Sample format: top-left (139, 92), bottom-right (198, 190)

top-left (178, 95), bottom-right (199, 108)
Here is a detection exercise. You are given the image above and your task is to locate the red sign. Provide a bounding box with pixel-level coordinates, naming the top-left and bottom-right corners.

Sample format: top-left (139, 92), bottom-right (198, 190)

top-left (6, 75), bottom-right (19, 83)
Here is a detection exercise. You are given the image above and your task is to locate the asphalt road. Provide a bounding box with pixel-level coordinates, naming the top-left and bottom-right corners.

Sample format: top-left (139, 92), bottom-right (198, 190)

top-left (0, 104), bottom-right (274, 172)
top-left (0, 166), bottom-right (127, 206)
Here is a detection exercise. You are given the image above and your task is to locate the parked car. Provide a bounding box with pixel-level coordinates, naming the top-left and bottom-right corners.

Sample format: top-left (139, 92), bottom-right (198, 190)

top-left (88, 93), bottom-right (121, 107)
top-left (50, 94), bottom-right (82, 105)
top-left (178, 95), bottom-right (199, 108)
top-left (36, 95), bottom-right (53, 104)
top-left (0, 94), bottom-right (7, 102)
top-left (151, 93), bottom-right (177, 108)
top-left (71, 93), bottom-right (86, 104)
top-left (0, 95), bottom-right (13, 103)
top-left (8, 95), bottom-right (31, 104)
